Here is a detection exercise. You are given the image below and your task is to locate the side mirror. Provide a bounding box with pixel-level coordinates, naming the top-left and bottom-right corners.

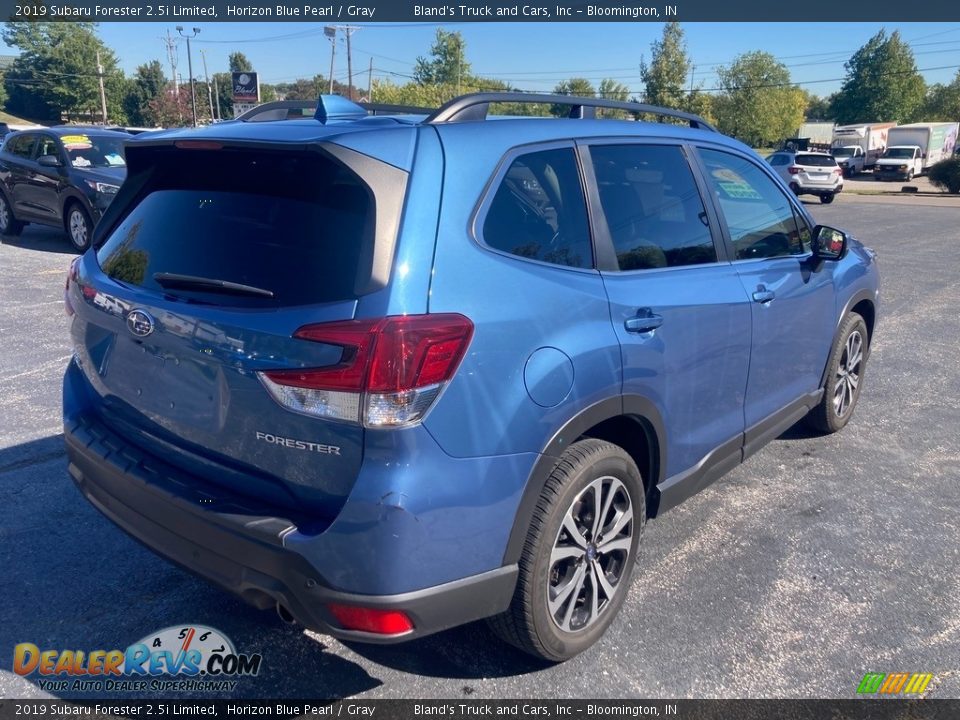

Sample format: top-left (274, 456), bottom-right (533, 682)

top-left (811, 225), bottom-right (847, 261)
top-left (37, 155), bottom-right (62, 168)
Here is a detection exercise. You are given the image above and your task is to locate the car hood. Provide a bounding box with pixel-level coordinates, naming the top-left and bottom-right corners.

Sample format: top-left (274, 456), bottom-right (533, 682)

top-left (74, 166), bottom-right (127, 184)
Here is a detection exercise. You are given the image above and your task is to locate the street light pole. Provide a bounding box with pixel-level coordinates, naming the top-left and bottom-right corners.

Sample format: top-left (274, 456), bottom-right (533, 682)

top-left (176, 26), bottom-right (200, 127)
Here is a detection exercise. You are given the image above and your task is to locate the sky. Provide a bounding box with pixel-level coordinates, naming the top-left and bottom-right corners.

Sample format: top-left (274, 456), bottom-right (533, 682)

top-left (4, 21), bottom-right (960, 98)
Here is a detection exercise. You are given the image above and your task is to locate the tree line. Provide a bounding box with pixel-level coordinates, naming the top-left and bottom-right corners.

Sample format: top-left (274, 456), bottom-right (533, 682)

top-left (2, 22), bottom-right (958, 148)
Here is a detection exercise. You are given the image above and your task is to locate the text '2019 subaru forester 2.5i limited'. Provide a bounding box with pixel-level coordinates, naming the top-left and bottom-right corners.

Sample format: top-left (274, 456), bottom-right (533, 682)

top-left (64, 93), bottom-right (879, 661)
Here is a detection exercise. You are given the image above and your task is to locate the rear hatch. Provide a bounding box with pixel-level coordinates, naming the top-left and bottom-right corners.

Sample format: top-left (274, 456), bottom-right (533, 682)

top-left (68, 139), bottom-right (408, 516)
top-left (794, 153), bottom-right (840, 186)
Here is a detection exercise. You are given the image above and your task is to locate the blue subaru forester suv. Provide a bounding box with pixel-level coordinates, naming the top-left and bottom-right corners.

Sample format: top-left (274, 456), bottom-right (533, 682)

top-left (64, 93), bottom-right (879, 661)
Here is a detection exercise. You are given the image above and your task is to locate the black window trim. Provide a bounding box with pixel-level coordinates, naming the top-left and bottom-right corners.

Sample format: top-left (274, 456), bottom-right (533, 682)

top-left (577, 136), bottom-right (731, 274)
top-left (470, 139), bottom-right (600, 275)
top-left (688, 142), bottom-right (816, 265)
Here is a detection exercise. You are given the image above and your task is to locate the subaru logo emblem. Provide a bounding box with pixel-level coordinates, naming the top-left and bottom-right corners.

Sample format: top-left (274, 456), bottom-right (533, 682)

top-left (126, 309), bottom-right (155, 338)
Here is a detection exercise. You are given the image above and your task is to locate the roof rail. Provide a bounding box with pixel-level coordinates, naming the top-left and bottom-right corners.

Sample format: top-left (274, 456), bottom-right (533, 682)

top-left (234, 99), bottom-right (434, 123)
top-left (424, 92), bottom-right (717, 131)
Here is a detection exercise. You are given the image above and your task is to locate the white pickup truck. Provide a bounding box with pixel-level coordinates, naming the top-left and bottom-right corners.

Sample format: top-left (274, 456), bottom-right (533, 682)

top-left (831, 146), bottom-right (866, 177)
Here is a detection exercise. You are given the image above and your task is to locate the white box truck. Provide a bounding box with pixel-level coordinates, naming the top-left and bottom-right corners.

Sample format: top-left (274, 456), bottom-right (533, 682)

top-left (875, 122), bottom-right (959, 180)
top-left (830, 122), bottom-right (897, 170)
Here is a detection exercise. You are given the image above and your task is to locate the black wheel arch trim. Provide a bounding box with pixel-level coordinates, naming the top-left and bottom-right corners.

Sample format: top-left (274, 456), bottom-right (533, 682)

top-left (61, 191), bottom-right (96, 224)
top-left (502, 395), bottom-right (666, 565)
top-left (820, 288), bottom-right (875, 389)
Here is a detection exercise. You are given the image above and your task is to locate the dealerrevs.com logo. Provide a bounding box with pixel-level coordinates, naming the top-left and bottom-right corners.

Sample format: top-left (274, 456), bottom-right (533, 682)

top-left (13, 625), bottom-right (262, 693)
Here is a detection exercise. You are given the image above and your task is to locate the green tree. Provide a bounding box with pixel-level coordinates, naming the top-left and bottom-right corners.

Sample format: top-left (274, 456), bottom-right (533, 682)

top-left (123, 60), bottom-right (165, 126)
top-left (3, 22), bottom-right (127, 123)
top-left (228, 52), bottom-right (253, 73)
top-left (713, 51), bottom-right (806, 147)
top-left (551, 78), bottom-right (596, 116)
top-left (804, 92), bottom-right (834, 121)
top-left (829, 30), bottom-right (926, 124)
top-left (922, 70), bottom-right (960, 122)
top-left (639, 22), bottom-right (690, 110)
top-left (413, 29), bottom-right (471, 87)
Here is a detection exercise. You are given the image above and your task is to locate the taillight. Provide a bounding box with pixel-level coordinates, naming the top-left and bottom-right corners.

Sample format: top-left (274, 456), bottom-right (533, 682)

top-left (64, 258), bottom-right (80, 316)
top-left (834, 167), bottom-right (843, 175)
top-left (327, 604), bottom-right (414, 635)
top-left (259, 314), bottom-right (474, 428)
top-left (788, 166), bottom-right (801, 175)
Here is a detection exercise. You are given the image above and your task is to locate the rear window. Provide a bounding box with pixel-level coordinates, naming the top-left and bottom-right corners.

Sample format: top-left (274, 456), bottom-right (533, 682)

top-left (96, 149), bottom-right (372, 308)
top-left (831, 148), bottom-right (854, 158)
top-left (795, 154), bottom-right (837, 167)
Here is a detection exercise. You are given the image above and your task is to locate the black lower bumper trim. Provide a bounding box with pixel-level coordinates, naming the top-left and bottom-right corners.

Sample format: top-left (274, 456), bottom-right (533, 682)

top-left (65, 416), bottom-right (518, 643)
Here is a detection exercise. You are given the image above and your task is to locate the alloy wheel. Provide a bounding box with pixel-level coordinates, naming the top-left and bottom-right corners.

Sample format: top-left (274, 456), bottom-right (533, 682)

top-left (547, 475), bottom-right (634, 633)
top-left (833, 330), bottom-right (863, 417)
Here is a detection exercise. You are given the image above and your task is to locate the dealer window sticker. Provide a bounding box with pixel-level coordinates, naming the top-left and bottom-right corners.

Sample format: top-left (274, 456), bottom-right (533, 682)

top-left (711, 168), bottom-right (762, 200)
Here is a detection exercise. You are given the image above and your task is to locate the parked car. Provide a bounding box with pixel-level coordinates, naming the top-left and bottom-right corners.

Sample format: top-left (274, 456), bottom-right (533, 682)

top-left (766, 150), bottom-right (844, 203)
top-left (0, 126), bottom-right (129, 250)
top-left (63, 93), bottom-right (879, 662)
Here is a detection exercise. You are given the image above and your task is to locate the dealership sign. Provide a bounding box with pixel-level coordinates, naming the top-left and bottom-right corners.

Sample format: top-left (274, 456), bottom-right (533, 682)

top-left (232, 72), bottom-right (260, 103)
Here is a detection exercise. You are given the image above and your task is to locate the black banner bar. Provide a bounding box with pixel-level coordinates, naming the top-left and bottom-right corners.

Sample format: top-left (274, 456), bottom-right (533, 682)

top-left (0, 0), bottom-right (958, 22)
top-left (2, 700), bottom-right (960, 720)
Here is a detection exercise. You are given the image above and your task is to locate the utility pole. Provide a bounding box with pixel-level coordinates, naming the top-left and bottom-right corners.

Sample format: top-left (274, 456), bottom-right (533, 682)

top-left (177, 26), bottom-right (200, 127)
top-left (200, 49), bottom-right (214, 121)
top-left (344, 26), bottom-right (358, 100)
top-left (367, 58), bottom-right (373, 102)
top-left (212, 74), bottom-right (221, 121)
top-left (96, 50), bottom-right (108, 125)
top-left (324, 26), bottom-right (336, 94)
top-left (164, 30), bottom-right (179, 98)
top-left (689, 64), bottom-right (695, 94)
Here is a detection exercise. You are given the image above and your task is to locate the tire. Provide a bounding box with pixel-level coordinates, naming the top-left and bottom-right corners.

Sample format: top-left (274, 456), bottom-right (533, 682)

top-left (488, 439), bottom-right (645, 662)
top-left (906, 170), bottom-right (914, 181)
top-left (65, 203), bottom-right (93, 251)
top-left (820, 193), bottom-right (835, 204)
top-left (0, 192), bottom-right (24, 236)
top-left (806, 312), bottom-right (869, 434)
top-left (789, 182), bottom-right (801, 196)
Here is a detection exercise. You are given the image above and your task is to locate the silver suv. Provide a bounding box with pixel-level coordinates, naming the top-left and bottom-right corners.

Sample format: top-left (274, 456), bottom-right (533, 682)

top-left (766, 150), bottom-right (844, 204)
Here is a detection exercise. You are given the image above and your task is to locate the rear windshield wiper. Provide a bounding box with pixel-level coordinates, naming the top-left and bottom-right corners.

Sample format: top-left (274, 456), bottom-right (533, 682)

top-left (153, 272), bottom-right (275, 298)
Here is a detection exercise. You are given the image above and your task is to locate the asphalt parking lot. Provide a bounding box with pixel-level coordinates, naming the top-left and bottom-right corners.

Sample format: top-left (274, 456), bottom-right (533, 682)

top-left (2, 193), bottom-right (959, 700)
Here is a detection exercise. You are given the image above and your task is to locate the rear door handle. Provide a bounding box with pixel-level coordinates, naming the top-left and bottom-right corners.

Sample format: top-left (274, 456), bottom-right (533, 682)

top-left (624, 310), bottom-right (664, 333)
top-left (752, 287), bottom-right (775, 303)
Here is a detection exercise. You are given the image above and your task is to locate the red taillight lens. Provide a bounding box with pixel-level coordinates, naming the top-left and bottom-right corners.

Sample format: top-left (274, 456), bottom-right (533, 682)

top-left (788, 166), bottom-right (801, 175)
top-left (327, 604), bottom-right (414, 635)
top-left (259, 314), bottom-right (473, 427)
top-left (834, 167), bottom-right (843, 175)
top-left (267, 314), bottom-right (473, 394)
top-left (365, 315), bottom-right (475, 392)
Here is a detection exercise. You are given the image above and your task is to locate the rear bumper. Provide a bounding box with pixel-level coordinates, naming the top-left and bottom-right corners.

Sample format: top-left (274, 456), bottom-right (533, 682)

top-left (65, 412), bottom-right (518, 643)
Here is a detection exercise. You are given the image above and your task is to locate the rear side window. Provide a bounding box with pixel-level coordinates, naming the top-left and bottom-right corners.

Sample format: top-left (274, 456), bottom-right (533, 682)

top-left (481, 147), bottom-right (593, 269)
top-left (591, 144), bottom-right (716, 270)
top-left (97, 149), bottom-right (372, 307)
top-left (767, 154), bottom-right (790, 166)
top-left (795, 154), bottom-right (837, 167)
top-left (5, 134), bottom-right (35, 159)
